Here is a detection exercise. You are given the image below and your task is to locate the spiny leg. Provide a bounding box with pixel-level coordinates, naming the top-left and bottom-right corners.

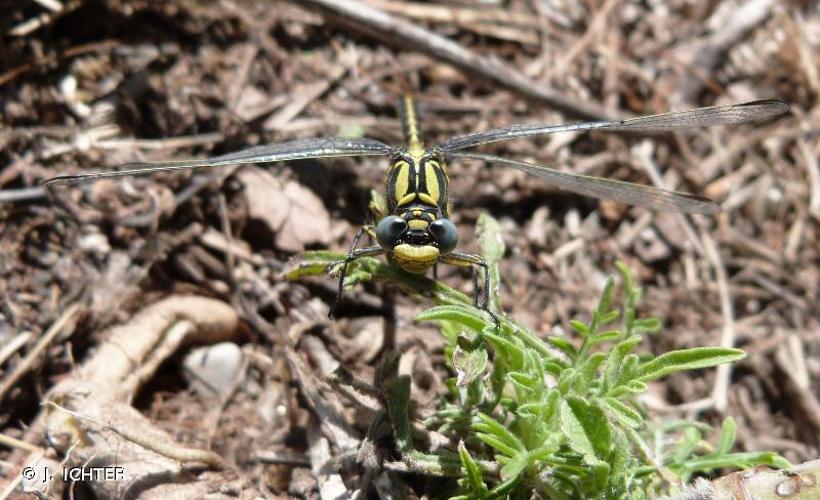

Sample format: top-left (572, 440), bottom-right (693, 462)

top-left (475, 260), bottom-right (491, 312)
top-left (470, 265), bottom-right (479, 307)
top-left (329, 225), bottom-right (383, 319)
top-left (440, 250), bottom-right (499, 329)
top-left (348, 225), bottom-right (369, 253)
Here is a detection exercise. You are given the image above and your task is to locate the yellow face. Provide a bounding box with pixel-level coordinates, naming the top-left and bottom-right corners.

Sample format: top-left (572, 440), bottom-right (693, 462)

top-left (391, 243), bottom-right (440, 274)
top-left (379, 215), bottom-right (459, 274)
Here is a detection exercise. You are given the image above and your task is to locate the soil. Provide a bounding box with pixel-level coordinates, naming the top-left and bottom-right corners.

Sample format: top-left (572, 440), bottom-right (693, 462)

top-left (0, 1), bottom-right (817, 498)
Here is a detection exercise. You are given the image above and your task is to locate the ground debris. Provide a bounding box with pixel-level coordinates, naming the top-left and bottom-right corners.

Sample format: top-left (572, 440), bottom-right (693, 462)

top-left (1, 0), bottom-right (816, 497)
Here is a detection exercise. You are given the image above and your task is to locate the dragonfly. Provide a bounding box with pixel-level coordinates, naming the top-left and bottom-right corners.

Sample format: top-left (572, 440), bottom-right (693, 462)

top-left (44, 96), bottom-right (788, 320)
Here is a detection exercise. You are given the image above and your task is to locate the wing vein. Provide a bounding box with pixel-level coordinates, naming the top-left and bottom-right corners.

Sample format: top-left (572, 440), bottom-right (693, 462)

top-left (451, 152), bottom-right (719, 214)
top-left (438, 100), bottom-right (788, 152)
top-left (44, 137), bottom-right (395, 187)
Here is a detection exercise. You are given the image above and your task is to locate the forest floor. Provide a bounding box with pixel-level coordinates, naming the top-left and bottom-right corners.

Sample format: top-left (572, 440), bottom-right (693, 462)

top-left (0, 0), bottom-right (817, 498)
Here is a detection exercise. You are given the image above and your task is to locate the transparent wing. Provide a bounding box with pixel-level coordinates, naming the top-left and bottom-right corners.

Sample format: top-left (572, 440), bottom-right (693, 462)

top-left (44, 137), bottom-right (395, 188)
top-left (451, 152), bottom-right (719, 214)
top-left (438, 100), bottom-right (789, 152)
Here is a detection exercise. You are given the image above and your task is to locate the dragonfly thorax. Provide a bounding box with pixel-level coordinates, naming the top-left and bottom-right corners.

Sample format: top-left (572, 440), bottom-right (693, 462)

top-left (385, 150), bottom-right (450, 215)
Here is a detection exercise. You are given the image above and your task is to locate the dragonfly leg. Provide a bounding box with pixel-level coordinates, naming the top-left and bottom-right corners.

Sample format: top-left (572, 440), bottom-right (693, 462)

top-left (347, 225), bottom-right (369, 252)
top-left (329, 226), bottom-right (383, 319)
top-left (471, 265), bottom-right (480, 307)
top-left (440, 250), bottom-right (499, 329)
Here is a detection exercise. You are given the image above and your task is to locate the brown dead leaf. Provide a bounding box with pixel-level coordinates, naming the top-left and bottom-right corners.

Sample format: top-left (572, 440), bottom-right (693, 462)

top-left (237, 167), bottom-right (332, 253)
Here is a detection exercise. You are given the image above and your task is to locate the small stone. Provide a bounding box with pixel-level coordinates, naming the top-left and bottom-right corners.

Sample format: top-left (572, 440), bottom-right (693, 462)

top-left (182, 342), bottom-right (243, 399)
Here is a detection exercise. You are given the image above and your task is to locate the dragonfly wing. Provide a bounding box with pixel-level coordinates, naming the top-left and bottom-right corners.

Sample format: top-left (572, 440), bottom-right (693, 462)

top-left (44, 137), bottom-right (395, 187)
top-left (597, 99), bottom-right (789, 132)
top-left (451, 152), bottom-right (719, 215)
top-left (438, 100), bottom-right (788, 151)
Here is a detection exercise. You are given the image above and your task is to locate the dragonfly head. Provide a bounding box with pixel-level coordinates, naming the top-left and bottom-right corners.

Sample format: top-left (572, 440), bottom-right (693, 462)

top-left (376, 214), bottom-right (459, 274)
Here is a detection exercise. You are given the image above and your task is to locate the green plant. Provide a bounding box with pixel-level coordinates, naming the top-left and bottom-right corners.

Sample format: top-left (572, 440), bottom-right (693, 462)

top-left (286, 213), bottom-right (789, 499)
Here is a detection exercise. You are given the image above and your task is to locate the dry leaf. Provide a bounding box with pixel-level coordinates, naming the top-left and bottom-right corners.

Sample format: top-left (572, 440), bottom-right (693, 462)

top-left (238, 167), bottom-right (332, 253)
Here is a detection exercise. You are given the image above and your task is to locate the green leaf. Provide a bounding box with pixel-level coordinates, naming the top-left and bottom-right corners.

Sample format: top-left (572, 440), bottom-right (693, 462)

top-left (560, 396), bottom-right (612, 460)
top-left (677, 452), bottom-right (790, 475)
top-left (440, 320), bottom-right (463, 348)
top-left (477, 213), bottom-right (504, 312)
top-left (624, 427), bottom-right (654, 466)
top-left (416, 305), bottom-right (488, 332)
top-left (386, 376), bottom-right (413, 452)
top-left (473, 413), bottom-right (526, 458)
top-left (579, 352), bottom-right (607, 380)
top-left (403, 450), bottom-right (463, 478)
top-left (589, 330), bottom-right (623, 346)
top-left (557, 368), bottom-right (579, 394)
top-left (601, 397), bottom-right (643, 428)
top-left (587, 459), bottom-right (612, 495)
top-left (487, 475), bottom-right (520, 498)
top-left (636, 348), bottom-right (746, 382)
top-left (452, 343), bottom-right (488, 387)
top-left (500, 451), bottom-right (528, 480)
top-left (435, 407), bottom-right (464, 420)
top-left (608, 428), bottom-right (630, 495)
top-left (550, 334), bottom-right (578, 355)
top-left (570, 320), bottom-right (589, 336)
top-left (615, 262), bottom-right (634, 297)
top-left (621, 354), bottom-right (638, 381)
top-left (661, 420), bottom-right (712, 433)
top-left (457, 441), bottom-right (488, 498)
top-left (529, 434), bottom-right (561, 461)
top-left (518, 390), bottom-right (561, 423)
top-left (283, 251), bottom-right (346, 279)
top-left (477, 212), bottom-right (505, 265)
top-left (624, 380), bottom-right (647, 394)
top-left (672, 426), bottom-right (702, 464)
top-left (507, 371), bottom-right (539, 391)
top-left (543, 361), bottom-right (565, 377)
top-left (517, 401), bottom-right (548, 417)
top-left (525, 349), bottom-right (545, 381)
top-left (632, 317), bottom-right (661, 334)
top-left (596, 275), bottom-right (616, 317)
top-left (602, 335), bottom-right (642, 393)
top-left (716, 417), bottom-right (737, 456)
top-left (476, 433), bottom-right (520, 459)
top-left (489, 354), bottom-right (508, 400)
top-left (483, 330), bottom-right (524, 369)
top-left (595, 310), bottom-right (621, 326)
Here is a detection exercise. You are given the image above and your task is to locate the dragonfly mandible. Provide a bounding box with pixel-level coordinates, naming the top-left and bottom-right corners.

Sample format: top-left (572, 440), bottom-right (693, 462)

top-left (44, 96), bottom-right (789, 320)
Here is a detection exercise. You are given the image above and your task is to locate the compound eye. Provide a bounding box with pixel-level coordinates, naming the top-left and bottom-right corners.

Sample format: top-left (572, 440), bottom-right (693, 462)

top-left (428, 218), bottom-right (458, 253)
top-left (375, 215), bottom-right (408, 249)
